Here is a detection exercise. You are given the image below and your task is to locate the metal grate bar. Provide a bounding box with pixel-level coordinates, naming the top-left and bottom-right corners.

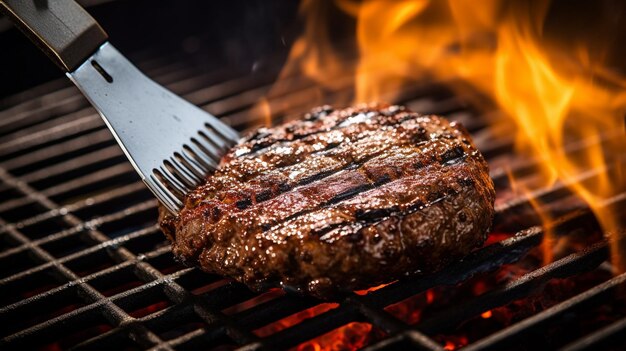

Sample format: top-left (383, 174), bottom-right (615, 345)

top-left (0, 200), bottom-right (157, 265)
top-left (0, 225), bottom-right (167, 349)
top-left (1, 128), bottom-right (115, 171)
top-left (0, 170), bottom-right (172, 349)
top-left (0, 164), bottom-right (259, 348)
top-left (0, 244), bottom-right (172, 325)
top-left (242, 306), bottom-right (360, 350)
top-left (414, 242), bottom-right (609, 335)
top-left (488, 129), bottom-right (624, 185)
top-left (560, 315), bottom-right (626, 351)
top-left (345, 296), bottom-right (443, 350)
top-left (494, 155), bottom-right (626, 221)
top-left (0, 182), bottom-right (147, 244)
top-left (362, 332), bottom-right (445, 351)
top-left (18, 145), bottom-right (123, 183)
top-left (463, 272), bottom-right (626, 351)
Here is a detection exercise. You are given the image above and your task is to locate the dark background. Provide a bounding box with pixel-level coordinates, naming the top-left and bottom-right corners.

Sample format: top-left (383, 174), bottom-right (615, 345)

top-left (0, 0), bottom-right (301, 99)
top-left (1, 0), bottom-right (625, 101)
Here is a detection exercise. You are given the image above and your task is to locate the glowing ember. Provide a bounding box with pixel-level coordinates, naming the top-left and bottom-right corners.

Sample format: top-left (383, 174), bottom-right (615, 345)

top-left (444, 341), bottom-right (456, 350)
top-left (254, 302), bottom-right (384, 350)
top-left (254, 303), bottom-right (339, 338)
top-left (441, 336), bottom-right (469, 350)
top-left (427, 290), bottom-right (438, 304)
top-left (293, 322), bottom-right (378, 351)
top-left (354, 282), bottom-right (393, 295)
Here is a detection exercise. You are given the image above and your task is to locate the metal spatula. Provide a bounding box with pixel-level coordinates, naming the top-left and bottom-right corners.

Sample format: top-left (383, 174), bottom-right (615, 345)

top-left (0, 0), bottom-right (240, 214)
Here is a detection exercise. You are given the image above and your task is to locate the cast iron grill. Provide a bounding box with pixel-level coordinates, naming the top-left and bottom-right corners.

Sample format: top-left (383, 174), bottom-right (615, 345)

top-left (1, 44), bottom-right (625, 351)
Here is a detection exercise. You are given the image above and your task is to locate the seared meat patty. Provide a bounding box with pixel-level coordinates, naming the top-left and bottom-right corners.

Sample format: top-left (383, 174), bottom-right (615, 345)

top-left (159, 104), bottom-right (495, 298)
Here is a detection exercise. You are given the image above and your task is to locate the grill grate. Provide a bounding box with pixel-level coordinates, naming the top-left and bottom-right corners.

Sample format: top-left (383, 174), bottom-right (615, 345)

top-left (1, 47), bottom-right (625, 351)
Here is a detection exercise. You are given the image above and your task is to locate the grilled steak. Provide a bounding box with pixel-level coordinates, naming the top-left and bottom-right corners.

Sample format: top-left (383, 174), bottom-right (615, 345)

top-left (159, 104), bottom-right (495, 298)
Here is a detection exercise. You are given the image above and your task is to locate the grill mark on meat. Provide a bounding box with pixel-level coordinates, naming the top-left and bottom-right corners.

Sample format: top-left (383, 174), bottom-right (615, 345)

top-left (262, 160), bottom-right (473, 240)
top-left (204, 130), bottom-right (465, 212)
top-left (232, 114), bottom-right (425, 171)
top-left (214, 116), bottom-right (435, 191)
top-left (186, 133), bottom-right (472, 260)
top-left (441, 145), bottom-right (467, 165)
top-left (315, 192), bottom-right (455, 241)
top-left (322, 172), bottom-right (387, 205)
top-left (355, 207), bottom-right (398, 221)
top-left (311, 140), bottom-right (342, 154)
top-left (160, 104), bottom-right (495, 298)
top-left (296, 169), bottom-right (342, 187)
top-left (235, 198), bottom-right (252, 210)
top-left (192, 117), bottom-right (440, 208)
top-left (258, 155), bottom-right (471, 237)
top-left (234, 105), bottom-right (413, 159)
top-left (281, 138), bottom-right (465, 198)
top-left (291, 152), bottom-right (379, 187)
top-left (254, 189), bottom-right (272, 203)
top-left (196, 140), bottom-right (471, 242)
top-left (315, 189), bottom-right (456, 240)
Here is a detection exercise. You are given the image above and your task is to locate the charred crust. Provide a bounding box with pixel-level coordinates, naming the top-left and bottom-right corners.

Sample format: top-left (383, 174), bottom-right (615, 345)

top-left (355, 208), bottom-right (394, 221)
top-left (211, 207), bottom-right (222, 221)
top-left (235, 198), bottom-right (252, 210)
top-left (413, 160), bottom-right (425, 169)
top-left (373, 173), bottom-right (392, 186)
top-left (250, 140), bottom-right (274, 152)
top-left (459, 177), bottom-right (475, 186)
top-left (324, 141), bottom-right (341, 151)
top-left (327, 184), bottom-right (373, 205)
top-left (255, 190), bottom-right (272, 203)
top-left (441, 145), bottom-right (466, 165)
top-left (163, 104), bottom-right (496, 299)
top-left (298, 169), bottom-right (337, 186)
top-left (458, 211), bottom-right (468, 222)
top-left (247, 130), bottom-right (272, 142)
top-left (300, 250), bottom-right (313, 263)
top-left (347, 231), bottom-right (364, 243)
top-left (278, 182), bottom-right (291, 192)
top-left (427, 190), bottom-right (446, 202)
top-left (372, 233), bottom-right (383, 244)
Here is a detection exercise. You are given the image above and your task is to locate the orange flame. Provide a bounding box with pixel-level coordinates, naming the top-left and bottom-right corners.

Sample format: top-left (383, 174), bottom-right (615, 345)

top-left (257, 98), bottom-right (273, 127)
top-left (268, 0), bottom-right (626, 269)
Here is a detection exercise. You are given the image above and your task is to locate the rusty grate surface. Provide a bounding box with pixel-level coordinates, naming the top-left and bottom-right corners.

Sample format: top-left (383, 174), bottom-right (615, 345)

top-left (0, 49), bottom-right (625, 351)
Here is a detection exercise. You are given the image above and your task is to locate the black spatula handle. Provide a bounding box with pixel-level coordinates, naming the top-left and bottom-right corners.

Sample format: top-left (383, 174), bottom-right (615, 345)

top-left (0, 0), bottom-right (108, 72)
